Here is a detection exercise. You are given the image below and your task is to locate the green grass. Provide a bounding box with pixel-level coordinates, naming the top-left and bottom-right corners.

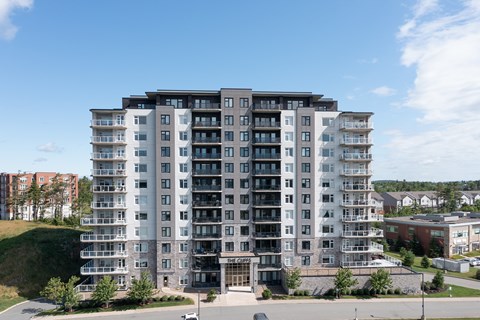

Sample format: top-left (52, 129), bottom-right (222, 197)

top-left (464, 250), bottom-right (480, 258)
top-left (0, 296), bottom-right (26, 312)
top-left (38, 297), bottom-right (194, 316)
top-left (425, 284), bottom-right (480, 298)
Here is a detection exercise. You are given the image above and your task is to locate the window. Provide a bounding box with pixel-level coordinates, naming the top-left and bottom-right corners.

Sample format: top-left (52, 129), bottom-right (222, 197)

top-left (134, 116), bottom-right (147, 125)
top-left (179, 131), bottom-right (188, 140)
top-left (161, 147), bottom-right (170, 157)
top-left (323, 240), bottom-right (334, 249)
top-left (302, 241), bottom-right (311, 250)
top-left (225, 226), bottom-right (234, 236)
top-left (179, 147), bottom-right (188, 157)
top-left (322, 179), bottom-right (334, 188)
top-left (322, 194), bottom-right (334, 203)
top-left (474, 228), bottom-right (480, 235)
top-left (322, 164), bottom-right (334, 172)
top-left (225, 147), bottom-right (234, 157)
top-left (240, 163), bottom-right (249, 173)
top-left (240, 131), bottom-right (249, 141)
top-left (240, 147), bottom-right (249, 157)
top-left (386, 225), bottom-right (398, 233)
top-left (225, 163), bottom-right (234, 173)
top-left (301, 163), bottom-right (310, 173)
top-left (135, 180), bottom-right (148, 188)
top-left (160, 114), bottom-right (170, 124)
top-left (162, 243), bottom-right (171, 253)
top-left (180, 195), bottom-right (188, 205)
top-left (225, 179), bottom-right (234, 188)
top-left (161, 131), bottom-right (170, 141)
top-left (408, 227), bottom-right (415, 236)
top-left (180, 258), bottom-right (189, 269)
top-left (285, 132), bottom-right (293, 141)
top-left (180, 179), bottom-right (188, 188)
top-left (180, 227), bottom-right (188, 237)
top-left (301, 116), bottom-right (311, 126)
top-left (161, 163), bottom-right (170, 173)
top-left (180, 275), bottom-right (189, 285)
top-left (285, 163), bottom-right (294, 173)
top-left (240, 226), bottom-right (249, 236)
top-left (225, 194), bottom-right (234, 204)
top-left (285, 210), bottom-right (294, 219)
top-left (135, 164), bottom-right (147, 173)
top-left (225, 115), bottom-right (234, 125)
top-left (179, 243), bottom-right (188, 252)
top-left (225, 210), bottom-right (234, 220)
top-left (134, 132), bottom-right (147, 141)
top-left (179, 115), bottom-right (188, 124)
top-left (284, 257), bottom-right (293, 267)
top-left (301, 178), bottom-right (310, 188)
top-left (240, 210), bottom-right (249, 220)
top-left (285, 194), bottom-right (293, 203)
top-left (135, 259), bottom-right (148, 268)
top-left (161, 195), bottom-right (171, 205)
top-left (134, 243), bottom-right (149, 253)
top-left (284, 147), bottom-right (294, 157)
top-left (285, 226), bottom-right (293, 235)
top-left (285, 241), bottom-right (293, 251)
top-left (301, 209), bottom-right (311, 219)
top-left (322, 117), bottom-right (334, 126)
top-left (162, 259), bottom-right (171, 269)
top-left (224, 131), bottom-right (234, 141)
top-left (301, 132), bottom-right (310, 141)
top-left (161, 211), bottom-right (171, 221)
top-left (240, 98), bottom-right (249, 108)
top-left (135, 148), bottom-right (147, 157)
top-left (180, 211), bottom-right (188, 220)
top-left (166, 98), bottom-right (184, 108)
top-left (285, 179), bottom-right (293, 188)
top-left (285, 116), bottom-right (293, 125)
top-left (431, 230), bottom-right (444, 237)
top-left (240, 194), bottom-right (249, 204)
top-left (179, 163), bottom-right (188, 172)
top-left (161, 179), bottom-right (171, 189)
top-left (135, 212), bottom-right (148, 220)
top-left (323, 209), bottom-right (334, 218)
top-left (301, 256), bottom-right (310, 266)
top-left (301, 147), bottom-right (311, 157)
top-left (302, 194), bottom-right (311, 204)
top-left (322, 224), bottom-right (334, 233)
top-left (302, 225), bottom-right (311, 235)
top-left (322, 133), bottom-right (334, 142)
top-left (161, 227), bottom-right (171, 237)
top-left (322, 255), bottom-right (335, 265)
top-left (240, 179), bottom-right (249, 189)
top-left (225, 242), bottom-right (234, 251)
top-left (322, 148), bottom-right (334, 157)
top-left (240, 242), bottom-right (249, 251)
top-left (240, 116), bottom-right (249, 125)
top-left (224, 97), bottom-right (234, 108)
top-left (287, 100), bottom-right (304, 109)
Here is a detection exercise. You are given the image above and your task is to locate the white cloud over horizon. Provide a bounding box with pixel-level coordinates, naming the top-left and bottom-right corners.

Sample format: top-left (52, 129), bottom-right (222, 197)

top-left (378, 0), bottom-right (480, 181)
top-left (37, 142), bottom-right (63, 153)
top-left (371, 86), bottom-right (397, 97)
top-left (0, 0), bottom-right (33, 40)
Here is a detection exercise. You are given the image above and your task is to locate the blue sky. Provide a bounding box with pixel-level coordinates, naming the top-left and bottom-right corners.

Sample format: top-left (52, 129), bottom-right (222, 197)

top-left (1, 0), bottom-right (479, 182)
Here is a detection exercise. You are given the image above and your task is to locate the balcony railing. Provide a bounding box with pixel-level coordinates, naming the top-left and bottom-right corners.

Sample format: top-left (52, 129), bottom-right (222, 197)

top-left (80, 250), bottom-right (128, 258)
top-left (252, 154), bottom-right (281, 160)
top-left (81, 265), bottom-right (128, 275)
top-left (340, 121), bottom-right (373, 130)
top-left (192, 216), bottom-right (222, 223)
top-left (252, 185), bottom-right (281, 191)
top-left (253, 247), bottom-right (281, 254)
top-left (341, 138), bottom-right (373, 145)
top-left (91, 169), bottom-right (126, 177)
top-left (91, 136), bottom-right (126, 144)
top-left (192, 121), bottom-right (221, 127)
top-left (342, 228), bottom-right (384, 238)
top-left (253, 200), bottom-right (281, 206)
top-left (192, 233), bottom-right (222, 239)
top-left (193, 169), bottom-right (222, 175)
top-left (192, 153), bottom-right (221, 160)
top-left (340, 184), bottom-right (374, 191)
top-left (253, 137), bottom-right (281, 144)
top-left (252, 232), bottom-right (281, 238)
top-left (253, 216), bottom-right (282, 222)
top-left (91, 153), bottom-right (126, 160)
top-left (340, 153), bottom-right (373, 161)
top-left (192, 102), bottom-right (221, 109)
top-left (340, 199), bottom-right (375, 207)
top-left (252, 104), bottom-right (282, 110)
top-left (192, 185), bottom-right (222, 191)
top-left (192, 200), bottom-right (222, 207)
top-left (252, 121), bottom-right (281, 128)
top-left (252, 169), bottom-right (281, 175)
top-left (76, 284), bottom-right (127, 292)
top-left (192, 137), bottom-right (221, 143)
top-left (342, 213), bottom-right (384, 222)
top-left (91, 120), bottom-right (125, 127)
top-left (258, 263), bottom-right (282, 269)
top-left (91, 202), bottom-right (127, 209)
top-left (81, 217), bottom-right (127, 226)
top-left (341, 242), bottom-right (383, 253)
top-left (340, 169), bottom-right (373, 176)
top-left (80, 233), bottom-right (127, 242)
top-left (92, 185), bottom-right (126, 193)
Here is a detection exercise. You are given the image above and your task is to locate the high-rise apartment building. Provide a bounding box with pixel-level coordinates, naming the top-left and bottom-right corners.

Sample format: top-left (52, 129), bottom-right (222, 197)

top-left (82, 88), bottom-right (381, 292)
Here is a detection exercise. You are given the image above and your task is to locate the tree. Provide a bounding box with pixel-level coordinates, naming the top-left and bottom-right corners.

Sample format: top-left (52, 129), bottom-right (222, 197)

top-left (40, 277), bottom-right (65, 308)
top-left (403, 250), bottom-right (415, 267)
top-left (27, 179), bottom-right (42, 221)
top-left (421, 255), bottom-right (430, 268)
top-left (432, 271), bottom-right (445, 290)
top-left (428, 238), bottom-right (442, 258)
top-left (92, 276), bottom-right (117, 308)
top-left (369, 268), bottom-right (393, 294)
top-left (72, 176), bottom-right (92, 216)
top-left (410, 234), bottom-right (424, 256)
top-left (436, 183), bottom-right (461, 213)
top-left (63, 276), bottom-right (80, 312)
top-left (127, 271), bottom-right (155, 305)
top-left (334, 268), bottom-right (358, 297)
top-left (285, 267), bottom-right (302, 293)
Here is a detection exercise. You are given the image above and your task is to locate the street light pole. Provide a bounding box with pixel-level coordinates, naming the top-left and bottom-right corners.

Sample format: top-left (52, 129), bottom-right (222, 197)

top-left (197, 290), bottom-right (200, 320)
top-left (421, 273), bottom-right (425, 320)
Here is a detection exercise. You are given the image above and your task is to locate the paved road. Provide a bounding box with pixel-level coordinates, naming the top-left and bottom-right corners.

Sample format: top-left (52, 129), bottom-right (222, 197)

top-left (0, 299), bottom-right (55, 320)
top-left (424, 273), bottom-right (480, 290)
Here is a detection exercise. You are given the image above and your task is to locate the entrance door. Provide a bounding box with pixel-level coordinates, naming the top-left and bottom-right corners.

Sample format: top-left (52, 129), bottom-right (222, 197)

top-left (232, 275), bottom-right (243, 287)
top-left (163, 276), bottom-right (168, 287)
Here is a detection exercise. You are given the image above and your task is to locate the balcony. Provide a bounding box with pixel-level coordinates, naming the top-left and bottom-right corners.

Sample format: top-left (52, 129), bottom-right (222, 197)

top-left (340, 153), bottom-right (372, 161)
top-left (192, 185), bottom-right (222, 192)
top-left (342, 213), bottom-right (384, 223)
top-left (252, 154), bottom-right (281, 160)
top-left (253, 216), bottom-right (282, 223)
top-left (192, 153), bottom-right (221, 160)
top-left (340, 138), bottom-right (373, 146)
top-left (81, 217), bottom-right (127, 226)
top-left (340, 121), bottom-right (373, 131)
top-left (342, 228), bottom-right (384, 238)
top-left (91, 169), bottom-right (127, 177)
top-left (91, 202), bottom-right (127, 209)
top-left (192, 121), bottom-right (221, 128)
top-left (80, 249), bottom-right (128, 259)
top-left (252, 169), bottom-right (281, 175)
top-left (91, 136), bottom-right (126, 144)
top-left (81, 265), bottom-right (128, 275)
top-left (340, 184), bottom-right (374, 192)
top-left (92, 185), bottom-right (126, 193)
top-left (192, 233), bottom-right (222, 239)
top-left (341, 242), bottom-right (383, 253)
top-left (192, 102), bottom-right (221, 110)
top-left (192, 200), bottom-right (222, 207)
top-left (192, 216), bottom-right (222, 223)
top-left (192, 137), bottom-right (221, 144)
top-left (252, 232), bottom-right (281, 238)
top-left (253, 200), bottom-right (281, 207)
top-left (340, 169), bottom-right (373, 176)
top-left (91, 153), bottom-right (127, 161)
top-left (340, 199), bottom-right (375, 207)
top-left (253, 247), bottom-right (281, 254)
top-left (91, 119), bottom-right (126, 128)
top-left (192, 265), bottom-right (221, 272)
top-left (252, 121), bottom-right (281, 128)
top-left (80, 232), bottom-right (127, 242)
top-left (258, 263), bottom-right (282, 269)
top-left (193, 169), bottom-right (221, 175)
top-left (252, 185), bottom-right (281, 191)
top-left (252, 103), bottom-right (282, 111)
top-left (192, 248), bottom-right (220, 256)
top-left (252, 137), bottom-right (281, 144)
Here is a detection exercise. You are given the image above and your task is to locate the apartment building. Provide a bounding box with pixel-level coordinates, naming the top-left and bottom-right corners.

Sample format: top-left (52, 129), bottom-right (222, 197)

top-left (0, 172), bottom-right (78, 220)
top-left (82, 88), bottom-right (381, 293)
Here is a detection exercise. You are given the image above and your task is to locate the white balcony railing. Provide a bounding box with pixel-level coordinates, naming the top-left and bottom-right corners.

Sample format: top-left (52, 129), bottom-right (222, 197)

top-left (91, 169), bottom-right (126, 177)
top-left (92, 185), bottom-right (126, 193)
top-left (80, 249), bottom-right (128, 258)
top-left (341, 138), bottom-right (373, 145)
top-left (342, 213), bottom-right (384, 222)
top-left (342, 228), bottom-right (384, 238)
top-left (81, 217), bottom-right (127, 226)
top-left (340, 199), bottom-right (376, 207)
top-left (341, 184), bottom-right (374, 191)
top-left (80, 233), bottom-right (127, 242)
top-left (340, 153), bottom-right (373, 161)
top-left (341, 169), bottom-right (373, 176)
top-left (341, 242), bottom-right (383, 253)
top-left (91, 136), bottom-right (126, 144)
top-left (80, 265), bottom-right (128, 275)
top-left (91, 202), bottom-right (126, 209)
top-left (91, 153), bottom-right (127, 160)
top-left (340, 121), bottom-right (373, 130)
top-left (91, 120), bottom-right (125, 127)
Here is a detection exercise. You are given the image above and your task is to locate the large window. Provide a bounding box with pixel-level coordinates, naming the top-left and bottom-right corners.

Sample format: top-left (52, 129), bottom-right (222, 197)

top-left (134, 132), bottom-right (147, 141)
top-left (134, 116), bottom-right (147, 125)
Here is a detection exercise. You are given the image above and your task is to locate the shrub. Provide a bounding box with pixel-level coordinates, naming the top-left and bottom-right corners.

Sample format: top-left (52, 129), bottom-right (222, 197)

top-left (394, 288), bottom-right (401, 295)
top-left (403, 250), bottom-right (415, 267)
top-left (168, 295), bottom-right (176, 301)
top-left (399, 247), bottom-right (407, 257)
top-left (432, 271), bottom-right (445, 290)
top-left (303, 290), bottom-right (310, 296)
top-left (381, 289), bottom-right (388, 295)
top-left (476, 269), bottom-right (480, 280)
top-left (363, 288), bottom-right (370, 295)
top-left (160, 295), bottom-right (169, 302)
top-left (369, 288), bottom-right (376, 296)
top-left (422, 281), bottom-right (431, 291)
top-left (324, 288), bottom-right (335, 296)
top-left (345, 288), bottom-right (351, 296)
top-left (207, 289), bottom-right (217, 302)
top-left (421, 255), bottom-right (430, 268)
top-left (294, 290), bottom-right (301, 296)
top-left (262, 289), bottom-right (272, 300)
top-left (175, 295), bottom-right (184, 301)
top-left (387, 289), bottom-right (394, 295)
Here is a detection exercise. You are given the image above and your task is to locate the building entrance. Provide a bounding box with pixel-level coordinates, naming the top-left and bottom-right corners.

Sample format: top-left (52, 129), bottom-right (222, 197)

top-left (225, 263), bottom-right (250, 287)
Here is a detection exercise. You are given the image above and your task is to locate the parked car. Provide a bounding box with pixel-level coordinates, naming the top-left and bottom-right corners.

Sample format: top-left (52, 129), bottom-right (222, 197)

top-left (461, 258), bottom-right (480, 266)
top-left (182, 313), bottom-right (199, 320)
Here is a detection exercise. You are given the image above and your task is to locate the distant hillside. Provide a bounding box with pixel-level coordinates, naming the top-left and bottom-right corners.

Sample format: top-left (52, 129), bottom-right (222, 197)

top-left (373, 180), bottom-right (480, 193)
top-left (0, 221), bottom-right (84, 298)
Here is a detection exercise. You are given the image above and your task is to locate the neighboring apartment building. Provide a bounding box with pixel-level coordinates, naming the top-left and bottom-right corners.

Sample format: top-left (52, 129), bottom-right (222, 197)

top-left (384, 212), bottom-right (480, 257)
top-left (0, 172), bottom-right (78, 220)
top-left (82, 88), bottom-right (381, 293)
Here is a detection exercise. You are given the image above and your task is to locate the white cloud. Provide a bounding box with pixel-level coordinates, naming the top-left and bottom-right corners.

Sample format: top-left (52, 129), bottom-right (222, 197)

top-left (0, 0), bottom-right (33, 40)
top-left (37, 142), bottom-right (63, 153)
top-left (371, 86), bottom-right (397, 97)
top-left (34, 157), bottom-right (47, 163)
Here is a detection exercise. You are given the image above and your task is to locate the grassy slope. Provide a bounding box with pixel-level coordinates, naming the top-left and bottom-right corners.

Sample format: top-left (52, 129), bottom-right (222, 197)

top-left (0, 221), bottom-right (84, 310)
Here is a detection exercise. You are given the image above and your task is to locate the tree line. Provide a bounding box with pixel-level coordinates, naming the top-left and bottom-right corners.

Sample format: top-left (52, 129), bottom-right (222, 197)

top-left (374, 180), bottom-right (480, 193)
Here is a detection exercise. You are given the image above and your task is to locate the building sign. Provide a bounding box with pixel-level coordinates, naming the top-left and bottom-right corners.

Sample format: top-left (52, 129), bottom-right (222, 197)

top-left (219, 256), bottom-right (260, 264)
